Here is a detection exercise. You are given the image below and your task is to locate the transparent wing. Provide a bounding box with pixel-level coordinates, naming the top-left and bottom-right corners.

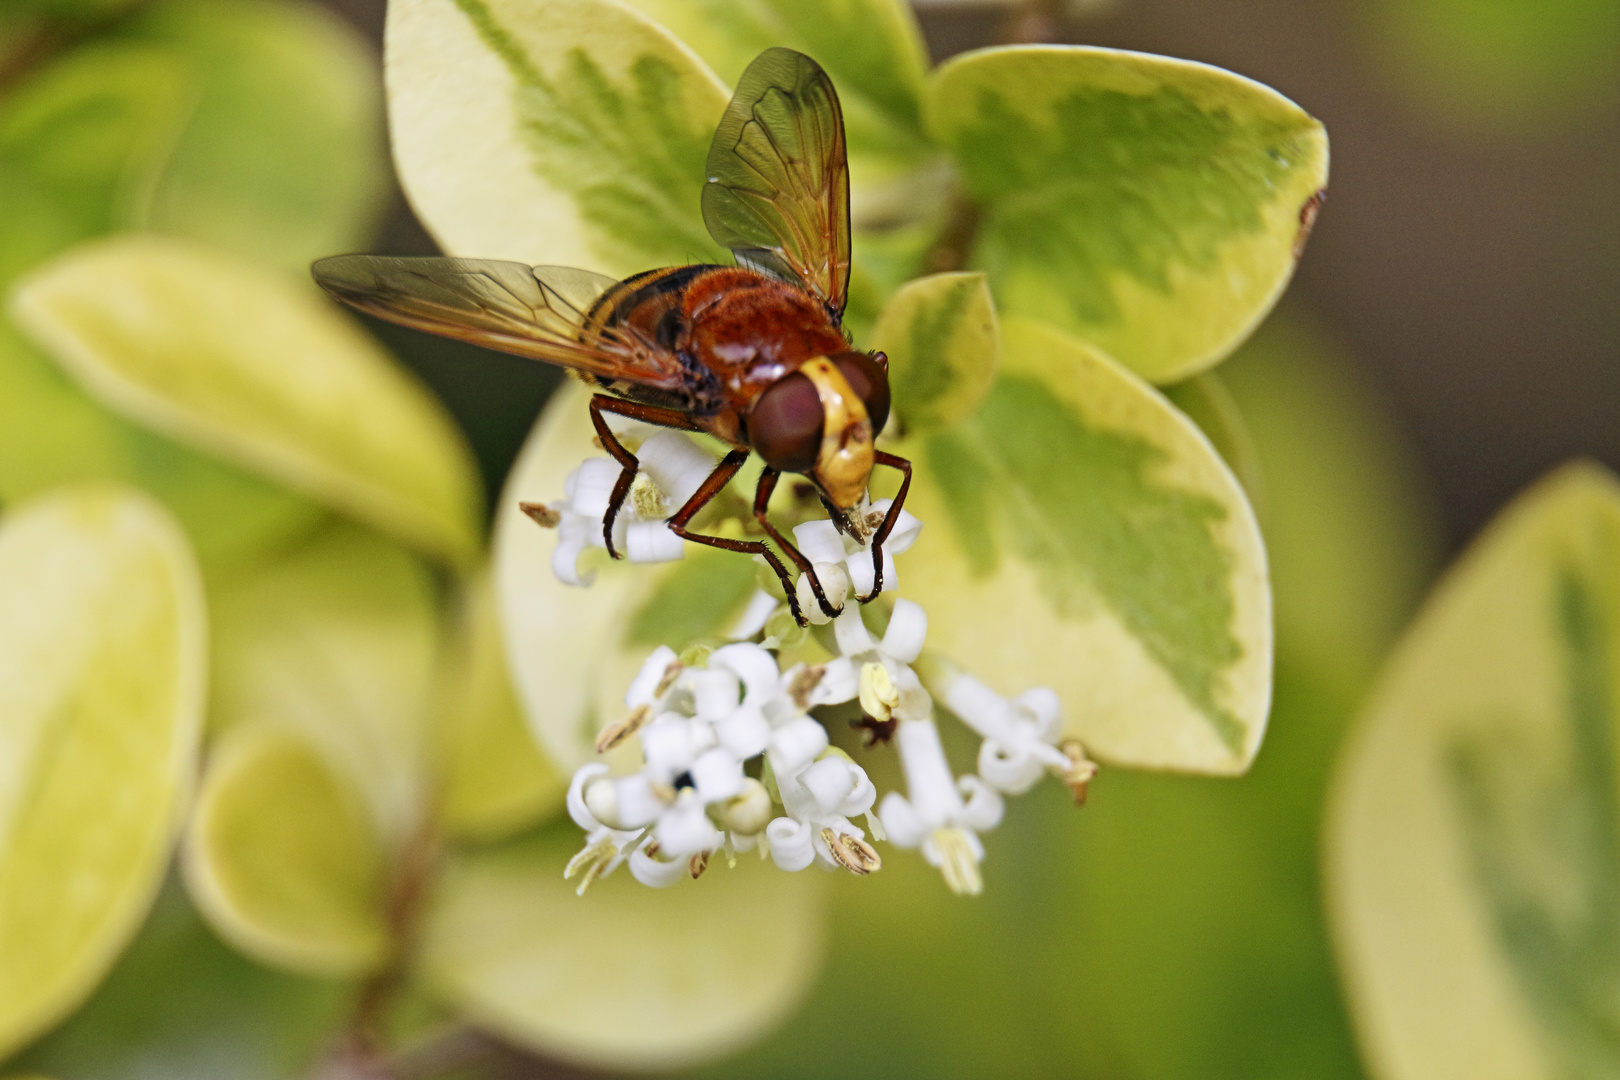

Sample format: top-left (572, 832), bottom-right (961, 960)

top-left (701, 48), bottom-right (850, 316)
top-left (311, 255), bottom-right (689, 390)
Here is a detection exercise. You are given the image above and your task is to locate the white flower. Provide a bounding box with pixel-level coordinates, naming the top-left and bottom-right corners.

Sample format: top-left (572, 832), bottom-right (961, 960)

top-left (767, 751), bottom-right (881, 875)
top-left (878, 717), bottom-right (1005, 896)
top-left (791, 499), bottom-right (922, 623)
top-left (942, 673), bottom-right (1098, 801)
top-left (561, 762), bottom-right (648, 895)
top-left (540, 430), bottom-right (718, 586)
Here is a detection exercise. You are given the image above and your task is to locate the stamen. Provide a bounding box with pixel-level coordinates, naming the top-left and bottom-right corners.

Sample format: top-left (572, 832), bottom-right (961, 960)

top-left (519, 501), bottom-right (561, 528)
top-left (821, 828), bottom-right (881, 876)
top-left (564, 834), bottom-right (622, 896)
top-left (1055, 739), bottom-right (1100, 805)
top-left (787, 664), bottom-right (826, 710)
top-left (858, 662), bottom-right (900, 722)
top-left (630, 471), bottom-right (664, 518)
top-left (932, 828), bottom-right (983, 896)
top-left (688, 851), bottom-right (710, 879)
top-left (595, 703), bottom-right (653, 754)
top-left (653, 659), bottom-right (683, 698)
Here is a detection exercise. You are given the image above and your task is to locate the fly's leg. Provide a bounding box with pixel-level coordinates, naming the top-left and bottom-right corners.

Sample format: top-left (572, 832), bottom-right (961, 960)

top-left (754, 469), bottom-right (842, 620)
top-left (855, 450), bottom-right (913, 603)
top-left (588, 394), bottom-right (702, 559)
top-left (667, 450), bottom-right (813, 627)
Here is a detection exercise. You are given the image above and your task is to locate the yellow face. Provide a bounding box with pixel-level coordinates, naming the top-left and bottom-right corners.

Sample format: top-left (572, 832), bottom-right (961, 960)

top-left (798, 357), bottom-right (874, 510)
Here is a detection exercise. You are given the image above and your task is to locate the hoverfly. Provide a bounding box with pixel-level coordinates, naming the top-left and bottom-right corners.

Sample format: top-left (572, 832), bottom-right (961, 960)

top-left (313, 47), bottom-right (909, 627)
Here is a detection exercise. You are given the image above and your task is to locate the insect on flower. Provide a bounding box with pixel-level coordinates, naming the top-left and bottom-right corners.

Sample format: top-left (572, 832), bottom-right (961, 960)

top-left (312, 47), bottom-right (909, 625)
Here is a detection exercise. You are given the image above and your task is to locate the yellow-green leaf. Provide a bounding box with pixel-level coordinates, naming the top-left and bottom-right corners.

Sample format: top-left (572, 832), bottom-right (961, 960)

top-left (208, 522), bottom-right (441, 843)
top-left (494, 382), bottom-right (762, 774)
top-left (923, 45), bottom-right (1329, 384)
top-left (9, 235), bottom-right (483, 567)
top-left (0, 322), bottom-right (323, 578)
top-left (0, 486), bottom-right (206, 1058)
top-left (184, 723), bottom-right (389, 977)
top-left (1326, 463), bottom-right (1620, 1080)
top-left (0, 44), bottom-right (186, 289)
top-left (387, 0), bottom-right (728, 276)
top-left (419, 821), bottom-right (825, 1070)
top-left (614, 0), bottom-right (931, 171)
top-left (113, 0), bottom-right (387, 273)
top-left (868, 270), bottom-right (998, 435)
top-left (898, 317), bottom-right (1271, 774)
top-left (435, 570), bottom-right (566, 842)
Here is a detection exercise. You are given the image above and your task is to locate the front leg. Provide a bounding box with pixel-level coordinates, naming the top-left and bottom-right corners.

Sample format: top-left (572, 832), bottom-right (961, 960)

top-left (588, 395), bottom-right (702, 560)
top-left (856, 450), bottom-right (913, 602)
top-left (754, 470), bottom-right (842, 620)
top-left (667, 451), bottom-right (814, 627)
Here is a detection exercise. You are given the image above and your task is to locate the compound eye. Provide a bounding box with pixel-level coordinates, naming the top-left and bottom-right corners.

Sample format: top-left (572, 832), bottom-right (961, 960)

top-left (832, 351), bottom-right (891, 437)
top-left (750, 372), bottom-right (822, 473)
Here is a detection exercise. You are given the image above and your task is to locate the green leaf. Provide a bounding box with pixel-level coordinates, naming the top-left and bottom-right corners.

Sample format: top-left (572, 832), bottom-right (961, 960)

top-left (9, 235), bottom-right (483, 567)
top-left (418, 820), bottom-right (825, 1070)
top-left (613, 0), bottom-right (931, 170)
top-left (494, 383), bottom-right (767, 774)
top-left (0, 322), bottom-right (324, 578)
top-left (923, 45), bottom-right (1329, 384)
top-left (11, 884), bottom-right (347, 1080)
top-left (867, 270), bottom-right (998, 435)
top-left (184, 723), bottom-right (390, 977)
top-left (208, 522), bottom-right (441, 843)
top-left (0, 487), bottom-right (206, 1059)
top-left (896, 317), bottom-right (1271, 774)
top-left (387, 0), bottom-right (729, 276)
top-left (435, 570), bottom-right (567, 842)
top-left (1326, 463), bottom-right (1620, 1080)
top-left (111, 0), bottom-right (388, 273)
top-left (0, 43), bottom-right (187, 289)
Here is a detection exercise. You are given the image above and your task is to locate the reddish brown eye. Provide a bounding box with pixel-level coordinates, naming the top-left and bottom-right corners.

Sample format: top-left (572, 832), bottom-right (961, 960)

top-left (833, 351), bottom-right (891, 437)
top-left (750, 372), bottom-right (822, 473)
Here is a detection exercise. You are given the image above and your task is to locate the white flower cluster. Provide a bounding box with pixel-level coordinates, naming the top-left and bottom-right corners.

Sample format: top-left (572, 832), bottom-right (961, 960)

top-left (535, 434), bottom-right (1097, 895)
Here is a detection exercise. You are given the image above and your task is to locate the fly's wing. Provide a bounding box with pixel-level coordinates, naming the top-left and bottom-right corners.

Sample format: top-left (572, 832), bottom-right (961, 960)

top-left (701, 47), bottom-right (850, 317)
top-left (311, 255), bottom-right (689, 391)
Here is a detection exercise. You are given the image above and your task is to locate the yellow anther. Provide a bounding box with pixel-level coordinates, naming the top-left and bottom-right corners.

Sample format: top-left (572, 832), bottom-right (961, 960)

top-left (858, 662), bottom-right (900, 722)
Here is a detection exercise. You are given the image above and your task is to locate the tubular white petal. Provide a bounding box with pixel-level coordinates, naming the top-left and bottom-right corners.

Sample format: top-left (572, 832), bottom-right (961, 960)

top-left (766, 816), bottom-right (815, 871)
top-left (839, 766), bottom-right (878, 818)
top-left (690, 668), bottom-right (741, 721)
top-left (567, 763), bottom-right (611, 831)
top-left (978, 740), bottom-right (1044, 794)
top-left (629, 845), bottom-right (689, 888)
top-left (612, 773), bottom-right (665, 828)
top-left (714, 703), bottom-right (770, 758)
top-left (768, 716), bottom-right (830, 777)
top-left (896, 718), bottom-right (962, 827)
top-left (846, 550), bottom-right (875, 597)
top-left (800, 756), bottom-right (857, 814)
top-left (550, 526), bottom-right (591, 587)
top-left (878, 791), bottom-right (927, 848)
top-left (958, 775), bottom-right (1006, 832)
top-left (640, 716), bottom-right (710, 776)
top-left (945, 674), bottom-right (1014, 742)
top-left (689, 747), bottom-right (745, 803)
top-left (625, 646), bottom-right (679, 708)
top-left (832, 603), bottom-right (875, 656)
top-left (711, 643), bottom-right (780, 704)
top-left (871, 500), bottom-right (922, 554)
top-left (726, 589), bottom-right (780, 641)
top-left (879, 549), bottom-right (897, 594)
top-left (637, 430), bottom-right (715, 507)
top-left (808, 657), bottom-right (858, 706)
top-left (626, 519), bottom-right (684, 563)
top-left (793, 519), bottom-right (847, 565)
top-left (571, 457), bottom-right (620, 519)
top-left (881, 599), bottom-right (928, 663)
top-left (656, 797), bottom-right (720, 857)
top-left (1015, 687), bottom-right (1064, 743)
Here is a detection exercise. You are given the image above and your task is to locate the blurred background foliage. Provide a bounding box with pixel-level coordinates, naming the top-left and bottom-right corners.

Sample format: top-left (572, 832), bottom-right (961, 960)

top-left (0, 0), bottom-right (1614, 1078)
